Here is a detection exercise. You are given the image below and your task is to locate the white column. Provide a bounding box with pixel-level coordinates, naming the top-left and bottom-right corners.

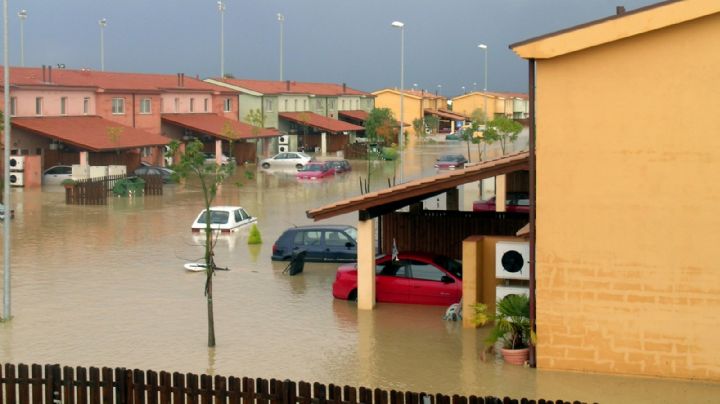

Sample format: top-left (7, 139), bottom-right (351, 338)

top-left (79, 151), bottom-right (89, 166)
top-left (357, 218), bottom-right (376, 310)
top-left (215, 139), bottom-right (223, 164)
top-left (320, 132), bottom-right (327, 156)
top-left (495, 174), bottom-right (507, 212)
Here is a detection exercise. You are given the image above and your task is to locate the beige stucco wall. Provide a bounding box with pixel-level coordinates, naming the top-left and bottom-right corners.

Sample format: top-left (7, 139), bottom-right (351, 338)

top-left (373, 91), bottom-right (421, 135)
top-left (452, 94), bottom-right (497, 119)
top-left (534, 12), bottom-right (720, 380)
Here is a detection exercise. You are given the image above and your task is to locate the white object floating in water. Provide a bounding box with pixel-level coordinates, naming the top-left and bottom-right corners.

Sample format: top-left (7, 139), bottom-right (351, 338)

top-left (184, 263), bottom-right (207, 272)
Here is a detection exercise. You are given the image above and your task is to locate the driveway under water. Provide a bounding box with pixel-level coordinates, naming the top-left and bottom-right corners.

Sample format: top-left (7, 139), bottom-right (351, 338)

top-left (1, 140), bottom-right (718, 403)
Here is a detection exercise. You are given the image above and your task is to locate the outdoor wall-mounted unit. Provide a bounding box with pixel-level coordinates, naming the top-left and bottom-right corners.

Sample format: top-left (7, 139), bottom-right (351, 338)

top-left (496, 285), bottom-right (529, 303)
top-left (495, 241), bottom-right (530, 280)
top-left (278, 145), bottom-right (289, 153)
top-left (9, 156), bottom-right (26, 171)
top-left (9, 171), bottom-right (24, 187)
top-left (278, 135), bottom-right (289, 145)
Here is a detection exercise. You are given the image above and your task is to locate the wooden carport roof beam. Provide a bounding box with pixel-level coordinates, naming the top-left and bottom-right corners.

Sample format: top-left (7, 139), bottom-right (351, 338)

top-left (306, 151), bottom-right (529, 221)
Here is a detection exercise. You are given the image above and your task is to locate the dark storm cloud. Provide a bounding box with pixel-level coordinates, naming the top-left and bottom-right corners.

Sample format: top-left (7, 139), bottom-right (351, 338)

top-left (8, 0), bottom-right (659, 95)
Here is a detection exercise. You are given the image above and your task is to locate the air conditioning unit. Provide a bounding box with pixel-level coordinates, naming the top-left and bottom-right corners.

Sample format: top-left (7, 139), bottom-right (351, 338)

top-left (496, 285), bottom-right (530, 304)
top-left (9, 156), bottom-right (25, 171)
top-left (278, 145), bottom-right (289, 153)
top-left (9, 172), bottom-right (24, 187)
top-left (495, 241), bottom-right (530, 280)
top-left (278, 135), bottom-right (289, 145)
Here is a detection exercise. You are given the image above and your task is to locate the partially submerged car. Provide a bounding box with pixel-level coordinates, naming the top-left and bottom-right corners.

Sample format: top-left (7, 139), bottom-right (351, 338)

top-left (260, 152), bottom-right (312, 169)
top-left (272, 225), bottom-right (358, 262)
top-left (327, 159), bottom-right (352, 173)
top-left (472, 192), bottom-right (529, 213)
top-left (434, 154), bottom-right (468, 170)
top-left (191, 206), bottom-right (256, 232)
top-left (296, 162), bottom-right (335, 179)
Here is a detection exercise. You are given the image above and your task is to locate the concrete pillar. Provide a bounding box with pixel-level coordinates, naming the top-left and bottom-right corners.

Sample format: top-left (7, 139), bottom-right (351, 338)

top-left (446, 187), bottom-right (459, 211)
top-left (79, 151), bottom-right (89, 166)
top-left (357, 218), bottom-right (376, 310)
top-left (215, 139), bottom-right (223, 164)
top-left (357, 309), bottom-right (376, 385)
top-left (495, 174), bottom-right (507, 212)
top-left (462, 236), bottom-right (483, 328)
top-left (321, 132), bottom-right (327, 155)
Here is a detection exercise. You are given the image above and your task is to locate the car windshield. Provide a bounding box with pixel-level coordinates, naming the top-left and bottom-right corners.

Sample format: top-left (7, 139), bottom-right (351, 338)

top-left (299, 164), bottom-right (324, 172)
top-left (196, 210), bottom-right (230, 225)
top-left (438, 155), bottom-right (460, 162)
top-left (433, 255), bottom-right (462, 279)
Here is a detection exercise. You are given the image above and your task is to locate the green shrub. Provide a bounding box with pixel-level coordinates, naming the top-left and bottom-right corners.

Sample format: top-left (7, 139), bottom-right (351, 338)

top-left (247, 224), bottom-right (262, 245)
top-left (382, 147), bottom-right (398, 161)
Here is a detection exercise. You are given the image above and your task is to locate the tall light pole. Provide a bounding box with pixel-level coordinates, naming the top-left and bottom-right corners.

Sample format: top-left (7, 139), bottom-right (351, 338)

top-left (436, 84), bottom-right (442, 96)
top-left (479, 44), bottom-right (488, 124)
top-left (17, 9), bottom-right (26, 67)
top-left (277, 13), bottom-right (284, 81)
top-left (98, 18), bottom-right (107, 71)
top-left (3, 0), bottom-right (12, 321)
top-left (218, 1), bottom-right (226, 78)
top-left (391, 21), bottom-right (404, 182)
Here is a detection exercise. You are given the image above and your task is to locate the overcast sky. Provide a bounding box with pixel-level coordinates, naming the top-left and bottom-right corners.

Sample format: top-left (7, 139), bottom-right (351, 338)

top-left (8, 0), bottom-right (660, 96)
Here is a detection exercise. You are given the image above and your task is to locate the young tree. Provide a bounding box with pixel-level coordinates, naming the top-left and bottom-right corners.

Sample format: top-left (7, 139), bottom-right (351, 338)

top-left (412, 118), bottom-right (426, 144)
top-left (424, 115), bottom-right (440, 135)
top-left (245, 109), bottom-right (265, 137)
top-left (165, 139), bottom-right (236, 347)
top-left (364, 108), bottom-right (396, 145)
top-left (486, 116), bottom-right (523, 155)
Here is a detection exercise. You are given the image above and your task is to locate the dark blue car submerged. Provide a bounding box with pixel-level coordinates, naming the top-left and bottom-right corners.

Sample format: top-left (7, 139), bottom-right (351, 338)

top-left (271, 225), bottom-right (358, 262)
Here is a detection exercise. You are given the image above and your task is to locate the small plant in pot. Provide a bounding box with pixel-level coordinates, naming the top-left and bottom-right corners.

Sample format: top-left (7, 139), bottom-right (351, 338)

top-left (61, 179), bottom-right (76, 189)
top-left (478, 294), bottom-right (533, 365)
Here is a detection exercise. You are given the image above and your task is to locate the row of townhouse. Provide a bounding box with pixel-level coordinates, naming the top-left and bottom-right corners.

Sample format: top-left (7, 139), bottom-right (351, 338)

top-left (0, 66), bottom-right (374, 186)
top-left (371, 88), bottom-right (529, 137)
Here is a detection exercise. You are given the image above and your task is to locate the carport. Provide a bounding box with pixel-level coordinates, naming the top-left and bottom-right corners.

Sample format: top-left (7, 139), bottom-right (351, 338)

top-left (306, 151), bottom-right (529, 310)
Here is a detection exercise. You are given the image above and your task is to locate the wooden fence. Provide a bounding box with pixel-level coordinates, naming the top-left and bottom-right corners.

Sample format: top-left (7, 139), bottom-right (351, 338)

top-left (65, 175), bottom-right (163, 205)
top-left (381, 211), bottom-right (529, 260)
top-left (0, 363), bottom-right (585, 404)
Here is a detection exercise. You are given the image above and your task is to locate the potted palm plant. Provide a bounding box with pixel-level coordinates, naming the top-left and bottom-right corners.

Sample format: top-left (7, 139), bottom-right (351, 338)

top-left (474, 294), bottom-right (533, 365)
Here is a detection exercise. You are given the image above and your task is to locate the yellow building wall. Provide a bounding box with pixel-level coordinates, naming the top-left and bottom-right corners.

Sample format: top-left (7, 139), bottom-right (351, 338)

top-left (534, 13), bottom-right (720, 380)
top-left (373, 91), bottom-right (422, 135)
top-left (452, 94), bottom-right (496, 119)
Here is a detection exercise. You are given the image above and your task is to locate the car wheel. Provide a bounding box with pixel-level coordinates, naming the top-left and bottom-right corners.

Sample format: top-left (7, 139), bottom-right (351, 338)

top-left (347, 289), bottom-right (358, 301)
top-left (295, 164), bottom-right (303, 169)
top-left (262, 163), bottom-right (270, 169)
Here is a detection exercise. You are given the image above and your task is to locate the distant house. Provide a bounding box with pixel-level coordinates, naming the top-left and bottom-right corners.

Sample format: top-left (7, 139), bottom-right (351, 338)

top-left (205, 78), bottom-right (371, 154)
top-left (512, 0), bottom-right (720, 381)
top-left (371, 89), bottom-right (460, 135)
top-left (452, 91), bottom-right (529, 121)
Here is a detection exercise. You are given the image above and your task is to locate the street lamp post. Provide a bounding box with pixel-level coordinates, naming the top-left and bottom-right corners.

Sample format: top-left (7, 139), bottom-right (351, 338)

top-left (436, 84), bottom-right (442, 96)
top-left (98, 18), bottom-right (107, 71)
top-left (3, 0), bottom-right (12, 321)
top-left (17, 9), bottom-right (26, 67)
top-left (391, 21), bottom-right (405, 182)
top-left (479, 44), bottom-right (488, 123)
top-left (277, 13), bottom-right (284, 81)
top-left (218, 1), bottom-right (225, 78)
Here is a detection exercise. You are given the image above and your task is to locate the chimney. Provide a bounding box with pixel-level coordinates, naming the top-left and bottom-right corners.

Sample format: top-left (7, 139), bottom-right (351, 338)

top-left (42, 65), bottom-right (46, 82)
top-left (181, 73), bottom-right (185, 87)
top-left (177, 73), bottom-right (181, 87)
top-left (48, 66), bottom-right (52, 83)
top-left (286, 80), bottom-right (290, 91)
top-left (616, 6), bottom-right (626, 15)
top-left (342, 82), bottom-right (347, 93)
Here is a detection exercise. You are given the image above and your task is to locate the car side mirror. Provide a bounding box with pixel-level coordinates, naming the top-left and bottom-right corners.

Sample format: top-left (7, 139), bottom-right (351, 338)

top-left (441, 275), bottom-right (454, 284)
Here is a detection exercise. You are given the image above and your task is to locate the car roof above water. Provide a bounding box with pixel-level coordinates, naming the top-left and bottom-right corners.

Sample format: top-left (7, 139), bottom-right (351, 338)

top-left (286, 224), bottom-right (355, 231)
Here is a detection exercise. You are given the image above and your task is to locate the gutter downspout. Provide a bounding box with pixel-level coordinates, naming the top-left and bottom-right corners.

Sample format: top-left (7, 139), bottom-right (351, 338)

top-left (528, 58), bottom-right (537, 368)
top-left (132, 93), bottom-right (136, 128)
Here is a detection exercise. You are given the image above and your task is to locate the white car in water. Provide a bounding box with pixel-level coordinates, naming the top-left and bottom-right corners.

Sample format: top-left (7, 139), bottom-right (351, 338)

top-left (260, 152), bottom-right (312, 169)
top-left (191, 206), bottom-right (256, 233)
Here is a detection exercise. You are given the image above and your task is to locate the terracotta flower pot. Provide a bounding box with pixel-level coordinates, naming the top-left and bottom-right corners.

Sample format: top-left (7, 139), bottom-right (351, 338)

top-left (501, 348), bottom-right (529, 365)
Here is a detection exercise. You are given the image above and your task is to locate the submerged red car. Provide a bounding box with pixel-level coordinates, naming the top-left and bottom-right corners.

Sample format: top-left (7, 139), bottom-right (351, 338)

top-left (472, 192), bottom-right (529, 213)
top-left (434, 154), bottom-right (468, 170)
top-left (332, 252), bottom-right (462, 306)
top-left (296, 162), bottom-right (336, 179)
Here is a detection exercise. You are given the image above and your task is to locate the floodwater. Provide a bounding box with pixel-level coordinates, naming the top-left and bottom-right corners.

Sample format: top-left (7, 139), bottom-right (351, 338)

top-left (1, 138), bottom-right (719, 403)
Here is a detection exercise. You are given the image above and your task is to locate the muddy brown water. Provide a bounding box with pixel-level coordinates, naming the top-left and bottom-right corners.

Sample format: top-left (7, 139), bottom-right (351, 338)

top-left (1, 141), bottom-right (718, 403)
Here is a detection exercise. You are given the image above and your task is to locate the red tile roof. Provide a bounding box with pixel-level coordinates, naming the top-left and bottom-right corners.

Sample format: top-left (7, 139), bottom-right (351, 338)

top-left (372, 88), bottom-right (445, 100)
top-left (424, 109), bottom-right (468, 120)
top-left (338, 110), bottom-right (370, 121)
top-left (0, 67), bottom-right (234, 93)
top-left (454, 91), bottom-right (529, 100)
top-left (307, 151), bottom-right (529, 221)
top-left (279, 112), bottom-right (365, 134)
top-left (11, 116), bottom-right (170, 151)
top-left (161, 113), bottom-right (279, 139)
top-left (212, 78), bottom-right (371, 96)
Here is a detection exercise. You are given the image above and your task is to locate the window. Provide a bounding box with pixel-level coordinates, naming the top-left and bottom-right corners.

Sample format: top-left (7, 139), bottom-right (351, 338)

top-left (160, 98), bottom-right (164, 113)
top-left (9, 97), bottom-right (16, 116)
top-left (264, 98), bottom-right (273, 112)
top-left (141, 147), bottom-right (152, 157)
top-left (190, 98), bottom-right (195, 112)
top-left (283, 99), bottom-right (288, 112)
top-left (223, 98), bottom-right (231, 112)
top-left (197, 210), bottom-right (230, 225)
top-left (83, 97), bottom-right (90, 114)
top-left (111, 98), bottom-right (125, 114)
top-left (324, 231), bottom-right (352, 247)
top-left (294, 99), bottom-right (298, 111)
top-left (293, 230), bottom-right (321, 247)
top-left (303, 100), bottom-right (307, 110)
top-left (341, 100), bottom-right (346, 110)
top-left (60, 97), bottom-right (68, 115)
top-left (316, 99), bottom-right (322, 110)
top-left (410, 261), bottom-right (445, 281)
top-left (329, 99), bottom-right (335, 109)
top-left (140, 98), bottom-right (151, 114)
top-left (376, 261), bottom-right (410, 277)
top-left (174, 98), bottom-right (180, 112)
top-left (204, 98), bottom-right (209, 112)
top-left (35, 97), bottom-right (43, 115)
